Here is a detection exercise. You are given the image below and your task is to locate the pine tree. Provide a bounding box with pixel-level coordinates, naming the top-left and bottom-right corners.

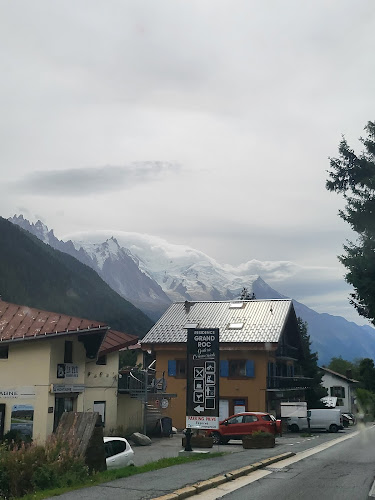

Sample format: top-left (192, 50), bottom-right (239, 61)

top-left (297, 318), bottom-right (327, 408)
top-left (326, 121), bottom-right (375, 324)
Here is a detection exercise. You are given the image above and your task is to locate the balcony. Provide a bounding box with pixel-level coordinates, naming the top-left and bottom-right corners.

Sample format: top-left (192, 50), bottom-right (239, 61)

top-left (118, 368), bottom-right (175, 400)
top-left (275, 345), bottom-right (299, 360)
top-left (267, 376), bottom-right (313, 390)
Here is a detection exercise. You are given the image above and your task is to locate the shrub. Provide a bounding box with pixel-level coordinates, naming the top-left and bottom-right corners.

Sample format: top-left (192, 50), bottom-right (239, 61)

top-left (246, 431), bottom-right (274, 438)
top-left (0, 432), bottom-right (89, 498)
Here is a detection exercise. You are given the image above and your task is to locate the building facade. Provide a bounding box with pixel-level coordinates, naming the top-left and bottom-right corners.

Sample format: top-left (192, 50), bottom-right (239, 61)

top-left (0, 300), bottom-right (138, 442)
top-left (141, 299), bottom-right (312, 429)
top-left (320, 367), bottom-right (358, 414)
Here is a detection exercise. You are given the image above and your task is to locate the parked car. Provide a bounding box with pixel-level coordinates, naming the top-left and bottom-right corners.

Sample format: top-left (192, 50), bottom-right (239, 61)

top-left (287, 408), bottom-right (343, 433)
top-left (206, 412), bottom-right (282, 444)
top-left (104, 437), bottom-right (135, 469)
top-left (342, 413), bottom-right (355, 427)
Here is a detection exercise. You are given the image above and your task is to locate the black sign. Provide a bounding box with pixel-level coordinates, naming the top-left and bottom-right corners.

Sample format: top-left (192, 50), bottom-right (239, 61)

top-left (186, 328), bottom-right (219, 419)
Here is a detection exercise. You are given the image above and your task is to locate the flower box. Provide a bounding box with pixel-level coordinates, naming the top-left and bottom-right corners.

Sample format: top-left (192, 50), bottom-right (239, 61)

top-left (182, 436), bottom-right (213, 448)
top-left (242, 433), bottom-right (275, 449)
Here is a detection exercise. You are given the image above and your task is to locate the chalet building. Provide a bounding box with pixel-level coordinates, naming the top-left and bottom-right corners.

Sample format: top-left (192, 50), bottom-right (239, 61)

top-left (0, 300), bottom-right (139, 442)
top-left (140, 299), bottom-right (312, 429)
top-left (320, 366), bottom-right (359, 414)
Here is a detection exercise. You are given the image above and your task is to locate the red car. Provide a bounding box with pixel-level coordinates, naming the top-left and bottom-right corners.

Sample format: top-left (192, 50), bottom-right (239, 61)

top-left (206, 412), bottom-right (282, 444)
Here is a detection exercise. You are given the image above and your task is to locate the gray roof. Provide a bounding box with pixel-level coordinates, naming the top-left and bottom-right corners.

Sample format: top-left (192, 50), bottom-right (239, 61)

top-left (141, 299), bottom-right (294, 344)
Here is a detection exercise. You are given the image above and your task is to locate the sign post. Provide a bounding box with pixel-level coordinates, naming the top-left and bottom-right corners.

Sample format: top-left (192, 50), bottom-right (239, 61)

top-left (185, 328), bottom-right (219, 449)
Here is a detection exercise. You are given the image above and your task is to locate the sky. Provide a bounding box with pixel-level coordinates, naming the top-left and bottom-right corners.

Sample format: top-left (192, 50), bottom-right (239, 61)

top-left (1, 0), bottom-right (374, 325)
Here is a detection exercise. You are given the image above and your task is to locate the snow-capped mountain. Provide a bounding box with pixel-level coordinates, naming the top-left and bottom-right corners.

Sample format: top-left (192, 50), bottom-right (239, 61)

top-left (71, 230), bottom-right (284, 303)
top-left (8, 215), bottom-right (375, 364)
top-left (9, 215), bottom-right (171, 320)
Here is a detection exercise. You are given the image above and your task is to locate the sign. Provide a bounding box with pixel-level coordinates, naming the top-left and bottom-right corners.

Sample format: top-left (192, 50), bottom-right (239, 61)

top-left (186, 328), bottom-right (219, 429)
top-left (161, 398), bottom-right (169, 409)
top-left (51, 384), bottom-right (85, 393)
top-left (57, 364), bottom-right (79, 379)
top-left (0, 387), bottom-right (35, 399)
top-left (10, 404), bottom-right (34, 437)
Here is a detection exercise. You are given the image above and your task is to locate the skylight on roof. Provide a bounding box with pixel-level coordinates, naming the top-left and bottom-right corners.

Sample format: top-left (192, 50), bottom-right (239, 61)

top-left (227, 322), bottom-right (244, 329)
top-left (184, 323), bottom-right (199, 329)
top-left (229, 302), bottom-right (244, 309)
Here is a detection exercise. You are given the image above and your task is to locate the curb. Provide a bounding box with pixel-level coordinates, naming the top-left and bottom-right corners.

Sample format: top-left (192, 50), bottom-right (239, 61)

top-left (152, 451), bottom-right (295, 500)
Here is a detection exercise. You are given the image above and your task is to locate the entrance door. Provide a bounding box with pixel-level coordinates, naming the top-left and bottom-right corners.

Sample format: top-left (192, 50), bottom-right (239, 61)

top-left (219, 400), bottom-right (229, 420)
top-left (54, 396), bottom-right (75, 431)
top-left (0, 404), bottom-right (5, 439)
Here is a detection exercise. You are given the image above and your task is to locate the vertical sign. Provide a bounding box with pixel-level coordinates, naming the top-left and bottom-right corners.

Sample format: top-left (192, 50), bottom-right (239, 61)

top-left (186, 328), bottom-right (219, 429)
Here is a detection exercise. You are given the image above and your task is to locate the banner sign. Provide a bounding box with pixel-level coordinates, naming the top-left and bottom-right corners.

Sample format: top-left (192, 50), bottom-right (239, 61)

top-left (186, 328), bottom-right (219, 429)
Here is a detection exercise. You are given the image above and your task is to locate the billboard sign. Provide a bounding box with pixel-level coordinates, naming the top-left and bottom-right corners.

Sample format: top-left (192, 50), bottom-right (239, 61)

top-left (186, 328), bottom-right (219, 429)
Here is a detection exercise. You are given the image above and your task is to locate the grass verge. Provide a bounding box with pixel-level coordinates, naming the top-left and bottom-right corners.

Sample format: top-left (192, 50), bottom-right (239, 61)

top-left (19, 452), bottom-right (225, 500)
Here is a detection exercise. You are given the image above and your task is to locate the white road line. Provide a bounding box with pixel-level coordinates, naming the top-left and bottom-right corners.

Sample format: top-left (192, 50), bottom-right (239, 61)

top-left (191, 470), bottom-right (273, 499)
top-left (191, 428), bottom-right (372, 499)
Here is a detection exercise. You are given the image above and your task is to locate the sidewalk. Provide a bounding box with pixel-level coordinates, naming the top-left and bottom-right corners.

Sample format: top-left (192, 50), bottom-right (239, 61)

top-left (50, 427), bottom-right (360, 500)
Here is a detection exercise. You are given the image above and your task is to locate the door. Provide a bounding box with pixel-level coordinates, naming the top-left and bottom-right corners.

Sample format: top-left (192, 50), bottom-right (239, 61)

top-left (0, 404), bottom-right (5, 439)
top-left (222, 414), bottom-right (244, 438)
top-left (53, 396), bottom-right (75, 431)
top-left (219, 400), bottom-right (229, 421)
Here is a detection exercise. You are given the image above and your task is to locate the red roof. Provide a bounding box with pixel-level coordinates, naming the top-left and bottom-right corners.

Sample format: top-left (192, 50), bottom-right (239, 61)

top-left (99, 330), bottom-right (138, 355)
top-left (0, 300), bottom-right (108, 343)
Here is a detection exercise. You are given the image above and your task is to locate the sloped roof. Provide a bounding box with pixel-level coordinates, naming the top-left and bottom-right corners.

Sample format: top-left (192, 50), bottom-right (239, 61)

top-left (0, 300), bottom-right (108, 343)
top-left (99, 330), bottom-right (138, 355)
top-left (320, 366), bottom-right (359, 384)
top-left (141, 299), bottom-right (294, 344)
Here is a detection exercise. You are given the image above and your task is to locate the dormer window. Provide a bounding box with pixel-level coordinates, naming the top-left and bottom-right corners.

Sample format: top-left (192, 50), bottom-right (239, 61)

top-left (227, 322), bottom-right (244, 330)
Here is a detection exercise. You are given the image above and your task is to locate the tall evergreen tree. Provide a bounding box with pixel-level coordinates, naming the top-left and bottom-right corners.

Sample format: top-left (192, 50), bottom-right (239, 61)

top-left (297, 318), bottom-right (327, 408)
top-left (326, 121), bottom-right (375, 324)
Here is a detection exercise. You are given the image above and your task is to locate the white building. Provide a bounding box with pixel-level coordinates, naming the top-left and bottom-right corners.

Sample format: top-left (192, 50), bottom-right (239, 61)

top-left (320, 367), bottom-right (358, 414)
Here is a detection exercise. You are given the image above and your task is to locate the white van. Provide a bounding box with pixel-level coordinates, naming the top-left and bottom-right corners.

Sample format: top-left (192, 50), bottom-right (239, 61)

top-left (287, 409), bottom-right (343, 433)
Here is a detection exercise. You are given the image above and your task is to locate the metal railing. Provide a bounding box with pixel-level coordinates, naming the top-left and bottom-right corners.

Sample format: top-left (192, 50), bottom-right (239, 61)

top-left (275, 345), bottom-right (299, 359)
top-left (267, 376), bottom-right (313, 389)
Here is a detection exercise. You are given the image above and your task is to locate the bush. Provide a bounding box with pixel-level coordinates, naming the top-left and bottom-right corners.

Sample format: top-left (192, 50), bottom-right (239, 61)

top-left (0, 432), bottom-right (89, 498)
top-left (246, 431), bottom-right (274, 438)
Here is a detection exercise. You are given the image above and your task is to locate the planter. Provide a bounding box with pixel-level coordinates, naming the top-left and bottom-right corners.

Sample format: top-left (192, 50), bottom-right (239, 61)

top-left (182, 436), bottom-right (214, 448)
top-left (242, 435), bottom-right (275, 449)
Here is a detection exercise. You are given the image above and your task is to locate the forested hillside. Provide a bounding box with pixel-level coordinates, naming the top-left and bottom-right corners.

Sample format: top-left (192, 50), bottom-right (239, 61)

top-left (0, 217), bottom-right (153, 336)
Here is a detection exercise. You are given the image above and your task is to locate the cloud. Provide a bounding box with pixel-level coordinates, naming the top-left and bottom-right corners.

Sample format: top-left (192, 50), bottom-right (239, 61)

top-left (9, 162), bottom-right (180, 196)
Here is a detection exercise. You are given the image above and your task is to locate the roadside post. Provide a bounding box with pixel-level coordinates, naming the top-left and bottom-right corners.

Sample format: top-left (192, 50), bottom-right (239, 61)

top-left (185, 328), bottom-right (219, 451)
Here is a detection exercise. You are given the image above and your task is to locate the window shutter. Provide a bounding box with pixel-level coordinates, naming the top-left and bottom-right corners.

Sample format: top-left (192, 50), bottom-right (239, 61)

top-left (220, 360), bottom-right (229, 377)
top-left (245, 360), bottom-right (255, 378)
top-left (168, 360), bottom-right (176, 376)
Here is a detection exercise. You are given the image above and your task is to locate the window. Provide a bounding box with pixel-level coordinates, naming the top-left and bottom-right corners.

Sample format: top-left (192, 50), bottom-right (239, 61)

top-left (93, 401), bottom-right (106, 426)
top-left (227, 415), bottom-right (243, 424)
top-left (168, 359), bottom-right (186, 378)
top-left (104, 439), bottom-right (126, 458)
top-left (222, 360), bottom-right (255, 378)
top-left (244, 415), bottom-right (258, 423)
top-left (261, 415), bottom-right (273, 421)
top-left (330, 386), bottom-right (345, 398)
top-left (96, 355), bottom-right (107, 365)
top-left (0, 346), bottom-right (8, 359)
top-left (227, 322), bottom-right (244, 330)
top-left (64, 341), bottom-right (73, 363)
top-left (176, 359), bottom-right (186, 378)
top-left (229, 360), bottom-right (246, 377)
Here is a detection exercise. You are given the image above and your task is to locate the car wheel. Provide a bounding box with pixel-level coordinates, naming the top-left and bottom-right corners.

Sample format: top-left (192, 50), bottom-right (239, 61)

top-left (290, 424), bottom-right (299, 433)
top-left (329, 424), bottom-right (338, 433)
top-left (212, 432), bottom-right (223, 445)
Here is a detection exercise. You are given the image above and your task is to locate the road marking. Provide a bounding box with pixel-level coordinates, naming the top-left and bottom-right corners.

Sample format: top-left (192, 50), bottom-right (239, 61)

top-left (191, 429), bottom-right (368, 499)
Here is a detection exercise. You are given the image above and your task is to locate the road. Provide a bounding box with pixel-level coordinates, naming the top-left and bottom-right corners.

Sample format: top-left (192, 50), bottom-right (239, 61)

top-left (192, 425), bottom-right (375, 500)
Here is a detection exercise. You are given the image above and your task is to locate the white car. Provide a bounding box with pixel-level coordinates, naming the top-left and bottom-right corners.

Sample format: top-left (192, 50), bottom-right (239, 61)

top-left (104, 437), bottom-right (135, 469)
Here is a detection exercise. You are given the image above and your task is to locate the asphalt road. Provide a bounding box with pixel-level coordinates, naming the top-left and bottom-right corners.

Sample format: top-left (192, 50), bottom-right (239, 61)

top-left (195, 425), bottom-right (375, 500)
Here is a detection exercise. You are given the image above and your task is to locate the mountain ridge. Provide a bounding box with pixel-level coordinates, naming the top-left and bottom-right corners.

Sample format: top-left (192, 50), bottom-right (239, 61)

top-left (8, 215), bottom-right (375, 364)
